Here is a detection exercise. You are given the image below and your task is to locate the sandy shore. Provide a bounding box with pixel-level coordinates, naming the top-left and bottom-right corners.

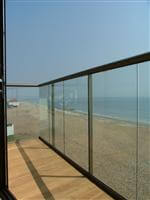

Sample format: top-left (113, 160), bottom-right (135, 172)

top-left (7, 102), bottom-right (40, 140)
top-left (7, 102), bottom-right (150, 200)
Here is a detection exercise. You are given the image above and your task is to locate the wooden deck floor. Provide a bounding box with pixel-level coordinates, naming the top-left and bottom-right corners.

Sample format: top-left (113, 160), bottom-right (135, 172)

top-left (8, 139), bottom-right (113, 200)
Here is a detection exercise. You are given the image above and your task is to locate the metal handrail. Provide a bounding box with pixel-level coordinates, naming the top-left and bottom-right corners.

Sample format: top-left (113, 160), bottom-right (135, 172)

top-left (6, 83), bottom-right (38, 87)
top-left (39, 52), bottom-right (150, 86)
top-left (6, 52), bottom-right (150, 88)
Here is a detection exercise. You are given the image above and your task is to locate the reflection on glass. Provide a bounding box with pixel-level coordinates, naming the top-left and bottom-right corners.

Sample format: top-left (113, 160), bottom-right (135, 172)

top-left (39, 86), bottom-right (49, 143)
top-left (138, 62), bottom-right (150, 200)
top-left (7, 87), bottom-right (39, 142)
top-left (54, 82), bottom-right (64, 153)
top-left (93, 65), bottom-right (137, 199)
top-left (64, 77), bottom-right (88, 170)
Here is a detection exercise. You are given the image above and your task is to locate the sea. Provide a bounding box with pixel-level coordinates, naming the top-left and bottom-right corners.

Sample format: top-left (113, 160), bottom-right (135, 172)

top-left (15, 96), bottom-right (150, 124)
top-left (55, 97), bottom-right (150, 124)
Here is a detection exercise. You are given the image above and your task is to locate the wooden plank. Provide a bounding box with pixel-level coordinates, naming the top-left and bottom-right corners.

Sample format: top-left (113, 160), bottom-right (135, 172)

top-left (8, 139), bottom-right (113, 200)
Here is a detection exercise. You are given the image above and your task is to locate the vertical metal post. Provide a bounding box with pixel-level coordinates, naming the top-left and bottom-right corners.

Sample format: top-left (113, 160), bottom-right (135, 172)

top-left (0, 0), bottom-right (8, 189)
top-left (136, 64), bottom-right (139, 200)
top-left (63, 81), bottom-right (65, 153)
top-left (47, 85), bottom-right (51, 144)
top-left (52, 84), bottom-right (55, 146)
top-left (88, 75), bottom-right (93, 174)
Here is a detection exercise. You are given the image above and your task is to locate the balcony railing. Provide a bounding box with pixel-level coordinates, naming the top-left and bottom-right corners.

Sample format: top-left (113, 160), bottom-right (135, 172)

top-left (6, 52), bottom-right (150, 200)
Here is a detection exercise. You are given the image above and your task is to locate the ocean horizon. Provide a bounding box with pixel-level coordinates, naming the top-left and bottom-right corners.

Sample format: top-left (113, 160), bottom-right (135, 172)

top-left (9, 96), bottom-right (150, 125)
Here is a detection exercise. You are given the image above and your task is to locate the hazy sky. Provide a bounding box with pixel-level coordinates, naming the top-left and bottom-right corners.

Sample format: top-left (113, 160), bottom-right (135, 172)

top-left (7, 0), bottom-right (149, 84)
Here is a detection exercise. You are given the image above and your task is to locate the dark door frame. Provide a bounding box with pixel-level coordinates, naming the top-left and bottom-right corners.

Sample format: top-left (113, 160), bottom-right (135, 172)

top-left (0, 0), bottom-right (8, 190)
top-left (0, 0), bottom-right (16, 199)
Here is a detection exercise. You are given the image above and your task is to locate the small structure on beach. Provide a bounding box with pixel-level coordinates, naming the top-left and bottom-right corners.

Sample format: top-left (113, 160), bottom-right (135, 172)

top-left (8, 99), bottom-right (20, 108)
top-left (7, 124), bottom-right (14, 136)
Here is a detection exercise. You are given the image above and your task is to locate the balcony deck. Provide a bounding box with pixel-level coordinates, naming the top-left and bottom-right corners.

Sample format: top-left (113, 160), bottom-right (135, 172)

top-left (8, 139), bottom-right (113, 200)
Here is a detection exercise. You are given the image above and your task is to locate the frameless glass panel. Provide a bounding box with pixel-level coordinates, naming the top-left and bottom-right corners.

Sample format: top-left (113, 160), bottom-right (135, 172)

top-left (93, 65), bottom-right (137, 199)
top-left (7, 87), bottom-right (39, 142)
top-left (39, 85), bottom-right (49, 143)
top-left (54, 82), bottom-right (64, 153)
top-left (138, 62), bottom-right (150, 200)
top-left (64, 77), bottom-right (88, 170)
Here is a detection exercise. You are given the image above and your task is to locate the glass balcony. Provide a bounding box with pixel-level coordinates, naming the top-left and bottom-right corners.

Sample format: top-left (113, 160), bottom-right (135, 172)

top-left (38, 59), bottom-right (150, 200)
top-left (4, 54), bottom-right (150, 200)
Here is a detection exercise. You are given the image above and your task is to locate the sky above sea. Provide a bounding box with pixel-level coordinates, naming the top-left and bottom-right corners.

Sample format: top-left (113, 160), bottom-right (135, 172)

top-left (6, 0), bottom-right (150, 84)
